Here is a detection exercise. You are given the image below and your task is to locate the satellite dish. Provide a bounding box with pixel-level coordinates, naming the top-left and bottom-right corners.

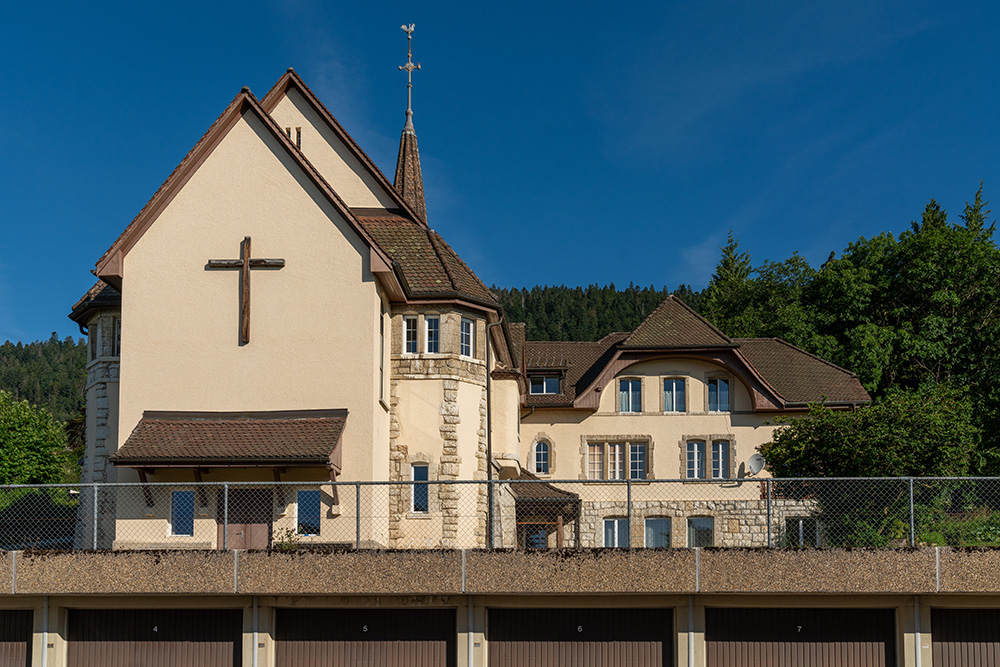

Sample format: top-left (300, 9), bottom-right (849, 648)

top-left (747, 454), bottom-right (766, 476)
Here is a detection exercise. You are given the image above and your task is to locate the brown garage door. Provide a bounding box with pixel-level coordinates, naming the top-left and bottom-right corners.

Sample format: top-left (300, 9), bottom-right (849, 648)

top-left (67, 609), bottom-right (242, 667)
top-left (932, 608), bottom-right (1000, 666)
top-left (275, 608), bottom-right (456, 666)
top-left (488, 608), bottom-right (672, 666)
top-left (706, 608), bottom-right (895, 666)
top-left (0, 610), bottom-right (31, 666)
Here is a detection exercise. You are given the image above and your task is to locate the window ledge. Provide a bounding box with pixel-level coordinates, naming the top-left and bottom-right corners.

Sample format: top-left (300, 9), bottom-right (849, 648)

top-left (405, 512), bottom-right (434, 520)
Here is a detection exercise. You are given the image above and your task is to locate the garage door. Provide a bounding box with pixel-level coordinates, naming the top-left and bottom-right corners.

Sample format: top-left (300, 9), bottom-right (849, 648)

top-left (0, 610), bottom-right (31, 666)
top-left (67, 609), bottom-right (242, 667)
top-left (706, 608), bottom-right (895, 666)
top-left (932, 608), bottom-right (1000, 666)
top-left (488, 608), bottom-right (672, 666)
top-left (275, 608), bottom-right (456, 666)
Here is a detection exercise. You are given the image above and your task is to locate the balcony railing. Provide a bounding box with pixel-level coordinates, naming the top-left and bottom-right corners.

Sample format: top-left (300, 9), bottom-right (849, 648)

top-left (1, 478), bottom-right (998, 551)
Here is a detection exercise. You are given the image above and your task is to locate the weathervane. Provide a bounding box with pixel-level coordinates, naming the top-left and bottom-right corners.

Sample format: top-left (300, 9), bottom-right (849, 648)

top-left (399, 23), bottom-right (420, 133)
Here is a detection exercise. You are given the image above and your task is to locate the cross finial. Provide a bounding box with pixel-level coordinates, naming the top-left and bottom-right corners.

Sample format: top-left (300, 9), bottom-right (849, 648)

top-left (398, 23), bottom-right (420, 134)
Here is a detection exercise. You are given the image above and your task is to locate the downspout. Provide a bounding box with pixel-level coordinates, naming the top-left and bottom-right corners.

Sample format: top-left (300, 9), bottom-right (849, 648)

top-left (41, 596), bottom-right (48, 667)
top-left (252, 595), bottom-right (259, 667)
top-left (485, 319), bottom-right (504, 549)
top-left (687, 595), bottom-right (694, 667)
top-left (914, 595), bottom-right (922, 667)
top-left (467, 595), bottom-right (474, 667)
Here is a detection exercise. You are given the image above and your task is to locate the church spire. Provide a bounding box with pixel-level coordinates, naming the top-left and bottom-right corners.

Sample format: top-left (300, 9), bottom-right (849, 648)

top-left (394, 23), bottom-right (427, 223)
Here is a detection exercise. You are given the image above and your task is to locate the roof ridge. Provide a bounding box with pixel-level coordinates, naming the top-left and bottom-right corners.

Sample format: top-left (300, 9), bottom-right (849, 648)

top-left (260, 69), bottom-right (427, 227)
top-left (427, 230), bottom-right (498, 303)
top-left (622, 295), bottom-right (732, 348)
top-left (426, 229), bottom-right (459, 291)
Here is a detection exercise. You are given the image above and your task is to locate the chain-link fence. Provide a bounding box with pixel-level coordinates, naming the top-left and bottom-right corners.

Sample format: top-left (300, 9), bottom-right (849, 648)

top-left (1, 478), bottom-right (999, 551)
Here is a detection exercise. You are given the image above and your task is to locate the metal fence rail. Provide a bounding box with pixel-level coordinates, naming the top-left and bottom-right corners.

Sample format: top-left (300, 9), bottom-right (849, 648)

top-left (0, 477), bottom-right (998, 551)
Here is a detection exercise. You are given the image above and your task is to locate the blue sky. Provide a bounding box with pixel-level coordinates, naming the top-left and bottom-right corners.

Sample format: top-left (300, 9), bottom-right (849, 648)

top-left (1, 1), bottom-right (997, 342)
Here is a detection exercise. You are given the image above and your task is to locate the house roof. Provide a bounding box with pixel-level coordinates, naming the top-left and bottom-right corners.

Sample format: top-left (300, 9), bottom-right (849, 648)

top-left (524, 333), bottom-right (629, 406)
top-left (110, 409), bottom-right (347, 469)
top-left (355, 211), bottom-right (498, 306)
top-left (509, 469), bottom-right (580, 501)
top-left (734, 338), bottom-right (871, 404)
top-left (622, 295), bottom-right (733, 348)
top-left (524, 295), bottom-right (871, 409)
top-left (68, 281), bottom-right (120, 324)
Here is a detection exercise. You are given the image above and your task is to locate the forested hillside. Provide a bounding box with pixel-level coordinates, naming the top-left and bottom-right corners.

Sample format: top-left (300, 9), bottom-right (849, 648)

top-left (0, 334), bottom-right (87, 424)
top-left (494, 283), bottom-right (705, 341)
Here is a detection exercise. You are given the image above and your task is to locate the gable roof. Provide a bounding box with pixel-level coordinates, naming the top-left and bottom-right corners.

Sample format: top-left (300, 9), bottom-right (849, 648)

top-left (111, 409), bottom-right (347, 470)
top-left (735, 338), bottom-right (870, 405)
top-left (524, 295), bottom-right (870, 410)
top-left (92, 88), bottom-right (401, 298)
top-left (622, 295), bottom-right (733, 348)
top-left (260, 69), bottom-right (427, 226)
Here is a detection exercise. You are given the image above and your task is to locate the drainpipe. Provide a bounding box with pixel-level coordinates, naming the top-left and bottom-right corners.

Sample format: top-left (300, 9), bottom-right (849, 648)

top-left (252, 596), bottom-right (259, 667)
top-left (467, 596), bottom-right (474, 667)
top-left (41, 596), bottom-right (48, 667)
top-left (914, 595), bottom-right (922, 667)
top-left (485, 319), bottom-right (504, 549)
top-left (687, 595), bottom-right (694, 667)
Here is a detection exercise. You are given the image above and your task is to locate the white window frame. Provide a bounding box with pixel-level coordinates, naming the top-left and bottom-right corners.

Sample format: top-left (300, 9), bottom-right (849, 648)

top-left (663, 377), bottom-right (685, 412)
top-left (588, 440), bottom-right (648, 480)
top-left (687, 440), bottom-right (707, 479)
top-left (411, 463), bottom-right (429, 513)
top-left (711, 440), bottom-right (731, 479)
top-left (403, 315), bottom-right (418, 354)
top-left (534, 441), bottom-right (550, 474)
top-left (529, 375), bottom-right (560, 395)
top-left (604, 517), bottom-right (629, 548)
top-left (708, 377), bottom-right (730, 413)
top-left (618, 378), bottom-right (642, 413)
top-left (460, 318), bottom-right (474, 358)
top-left (425, 316), bottom-right (440, 353)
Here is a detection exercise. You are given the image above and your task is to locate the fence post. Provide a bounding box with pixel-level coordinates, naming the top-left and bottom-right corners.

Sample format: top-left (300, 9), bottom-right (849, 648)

top-left (91, 484), bottom-right (99, 550)
top-left (766, 479), bottom-right (772, 548)
top-left (627, 479), bottom-right (633, 548)
top-left (488, 479), bottom-right (495, 549)
top-left (909, 477), bottom-right (915, 547)
top-left (355, 483), bottom-right (361, 550)
top-left (223, 482), bottom-right (229, 550)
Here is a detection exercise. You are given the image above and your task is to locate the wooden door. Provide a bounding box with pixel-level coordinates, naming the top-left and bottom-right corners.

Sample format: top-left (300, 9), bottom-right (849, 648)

top-left (216, 488), bottom-right (273, 549)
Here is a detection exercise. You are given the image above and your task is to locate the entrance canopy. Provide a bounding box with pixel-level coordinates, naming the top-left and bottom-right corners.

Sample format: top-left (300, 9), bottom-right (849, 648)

top-left (110, 409), bottom-right (346, 474)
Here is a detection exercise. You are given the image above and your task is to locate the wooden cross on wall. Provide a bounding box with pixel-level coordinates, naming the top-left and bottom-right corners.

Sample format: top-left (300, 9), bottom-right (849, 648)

top-left (207, 236), bottom-right (285, 345)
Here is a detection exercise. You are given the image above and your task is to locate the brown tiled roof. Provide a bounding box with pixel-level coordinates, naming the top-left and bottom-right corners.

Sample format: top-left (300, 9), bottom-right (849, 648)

top-left (510, 469), bottom-right (580, 500)
top-left (111, 410), bottom-right (347, 468)
top-left (68, 281), bottom-right (121, 324)
top-left (622, 295), bottom-right (733, 348)
top-left (524, 333), bottom-right (629, 406)
top-left (735, 338), bottom-right (871, 404)
top-left (356, 212), bottom-right (498, 305)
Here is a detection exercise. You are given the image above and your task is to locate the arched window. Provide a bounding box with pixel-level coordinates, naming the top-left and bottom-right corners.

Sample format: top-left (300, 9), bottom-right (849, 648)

top-left (534, 441), bottom-right (550, 474)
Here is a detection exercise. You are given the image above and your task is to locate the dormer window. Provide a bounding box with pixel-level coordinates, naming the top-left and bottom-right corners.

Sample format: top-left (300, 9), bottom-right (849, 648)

top-left (529, 375), bottom-right (560, 395)
top-left (708, 378), bottom-right (730, 412)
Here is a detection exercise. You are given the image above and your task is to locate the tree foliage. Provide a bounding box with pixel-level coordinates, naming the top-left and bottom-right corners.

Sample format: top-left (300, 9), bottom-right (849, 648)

top-left (760, 384), bottom-right (980, 478)
top-left (494, 283), bottom-right (704, 341)
top-left (0, 334), bottom-right (87, 424)
top-left (0, 390), bottom-right (71, 484)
